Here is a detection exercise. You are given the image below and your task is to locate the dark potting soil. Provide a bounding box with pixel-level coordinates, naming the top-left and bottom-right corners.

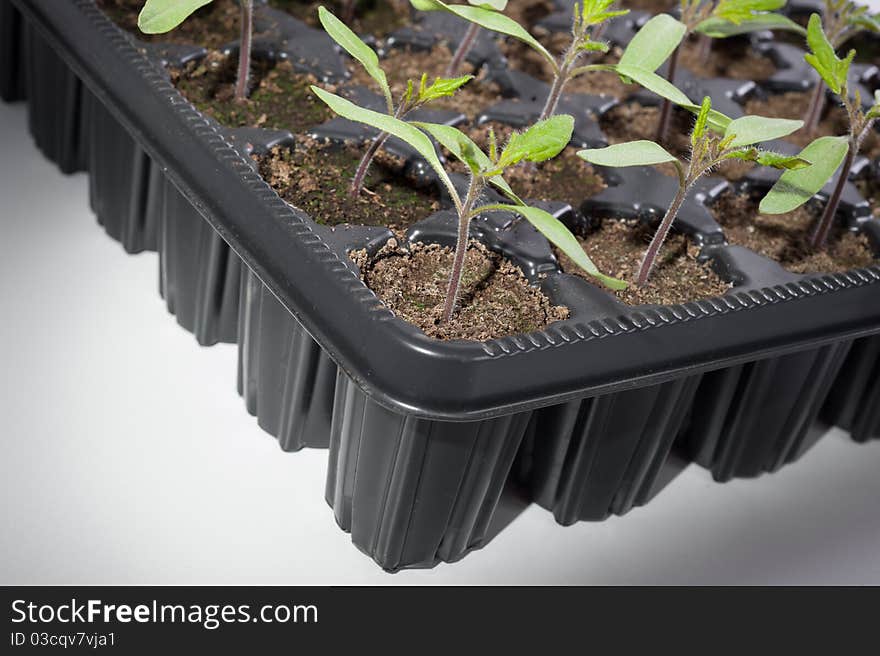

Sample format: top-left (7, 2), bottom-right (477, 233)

top-left (173, 53), bottom-right (332, 133)
top-left (348, 44), bottom-right (501, 121)
top-left (556, 220), bottom-right (731, 306)
top-left (744, 91), bottom-right (880, 160)
top-left (357, 240), bottom-right (569, 340)
top-left (96, 0), bottom-right (241, 48)
top-left (710, 191), bottom-right (876, 274)
top-left (268, 0), bottom-right (410, 37)
top-left (258, 141), bottom-right (440, 229)
top-left (678, 37), bottom-right (777, 81)
top-left (454, 122), bottom-right (607, 207)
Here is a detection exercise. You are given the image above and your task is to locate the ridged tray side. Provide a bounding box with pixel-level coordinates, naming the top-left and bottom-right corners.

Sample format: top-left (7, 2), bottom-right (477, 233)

top-left (823, 336), bottom-right (880, 443)
top-left (326, 372), bottom-right (532, 571)
top-left (87, 94), bottom-right (160, 254)
top-left (237, 267), bottom-right (336, 451)
top-left (519, 375), bottom-right (701, 524)
top-left (23, 22), bottom-right (87, 173)
top-left (685, 342), bottom-right (852, 481)
top-left (158, 176), bottom-right (241, 346)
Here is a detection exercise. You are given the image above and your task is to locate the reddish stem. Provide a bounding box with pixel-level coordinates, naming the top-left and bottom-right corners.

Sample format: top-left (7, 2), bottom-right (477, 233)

top-left (234, 0), bottom-right (253, 102)
top-left (349, 132), bottom-right (390, 198)
top-left (636, 182), bottom-right (688, 286)
top-left (441, 181), bottom-right (479, 323)
top-left (446, 22), bottom-right (480, 77)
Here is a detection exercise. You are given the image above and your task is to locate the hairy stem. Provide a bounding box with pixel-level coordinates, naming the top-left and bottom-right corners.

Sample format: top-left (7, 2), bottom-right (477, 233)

top-left (446, 22), bottom-right (480, 77)
top-left (804, 80), bottom-right (826, 134)
top-left (636, 179), bottom-right (689, 286)
top-left (349, 132), bottom-right (390, 198)
top-left (810, 140), bottom-right (854, 250)
top-left (234, 0), bottom-right (254, 102)
top-left (539, 38), bottom-right (580, 120)
top-left (441, 179), bottom-right (481, 323)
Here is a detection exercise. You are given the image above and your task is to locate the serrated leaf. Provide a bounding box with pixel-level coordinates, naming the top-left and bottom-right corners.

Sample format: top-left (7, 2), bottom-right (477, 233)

top-left (417, 75), bottom-right (473, 103)
top-left (496, 115), bottom-right (574, 169)
top-left (318, 7), bottom-right (393, 112)
top-left (138, 0), bottom-right (213, 33)
top-left (618, 14), bottom-right (687, 73)
top-left (580, 0), bottom-right (629, 25)
top-left (310, 87), bottom-right (462, 210)
top-left (412, 121), bottom-right (520, 202)
top-left (723, 115), bottom-right (804, 147)
top-left (754, 152), bottom-right (811, 169)
top-left (476, 203), bottom-right (627, 290)
top-left (758, 136), bottom-right (849, 214)
top-left (695, 14), bottom-right (806, 37)
top-left (692, 96), bottom-right (712, 146)
top-left (577, 141), bottom-right (678, 168)
top-left (409, 0), bottom-right (557, 70)
top-left (804, 13), bottom-right (853, 95)
top-left (578, 40), bottom-right (610, 53)
top-left (726, 148), bottom-right (811, 169)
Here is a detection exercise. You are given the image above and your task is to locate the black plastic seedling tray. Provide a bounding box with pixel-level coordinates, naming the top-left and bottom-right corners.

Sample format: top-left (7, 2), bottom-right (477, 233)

top-left (4, 0), bottom-right (880, 571)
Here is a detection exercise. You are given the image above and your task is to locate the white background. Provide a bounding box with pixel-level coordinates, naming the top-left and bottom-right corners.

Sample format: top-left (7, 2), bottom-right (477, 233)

top-left (2, 20), bottom-right (880, 583)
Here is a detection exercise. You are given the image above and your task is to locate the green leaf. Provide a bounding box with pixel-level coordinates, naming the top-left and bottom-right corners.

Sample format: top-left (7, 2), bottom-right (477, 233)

top-left (804, 13), bottom-right (854, 95)
top-left (409, 0), bottom-right (557, 70)
top-left (412, 121), bottom-right (520, 202)
top-left (612, 65), bottom-right (732, 133)
top-left (723, 115), bottom-right (804, 147)
top-left (577, 141), bottom-right (678, 168)
top-left (310, 87), bottom-right (463, 211)
top-left (711, 0), bottom-right (786, 24)
top-left (692, 96), bottom-right (712, 146)
top-left (614, 65), bottom-right (692, 106)
top-left (495, 115), bottom-right (575, 169)
top-left (758, 136), bottom-right (849, 214)
top-left (618, 14), bottom-right (687, 73)
top-left (318, 6), bottom-right (393, 113)
top-left (754, 151), bottom-right (812, 170)
top-left (138, 0), bottom-right (213, 33)
top-left (725, 148), bottom-right (811, 170)
top-left (468, 0), bottom-right (507, 9)
top-left (417, 75), bottom-right (474, 103)
top-left (695, 14), bottom-right (806, 38)
top-left (579, 0), bottom-right (629, 26)
top-left (477, 203), bottom-right (628, 290)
